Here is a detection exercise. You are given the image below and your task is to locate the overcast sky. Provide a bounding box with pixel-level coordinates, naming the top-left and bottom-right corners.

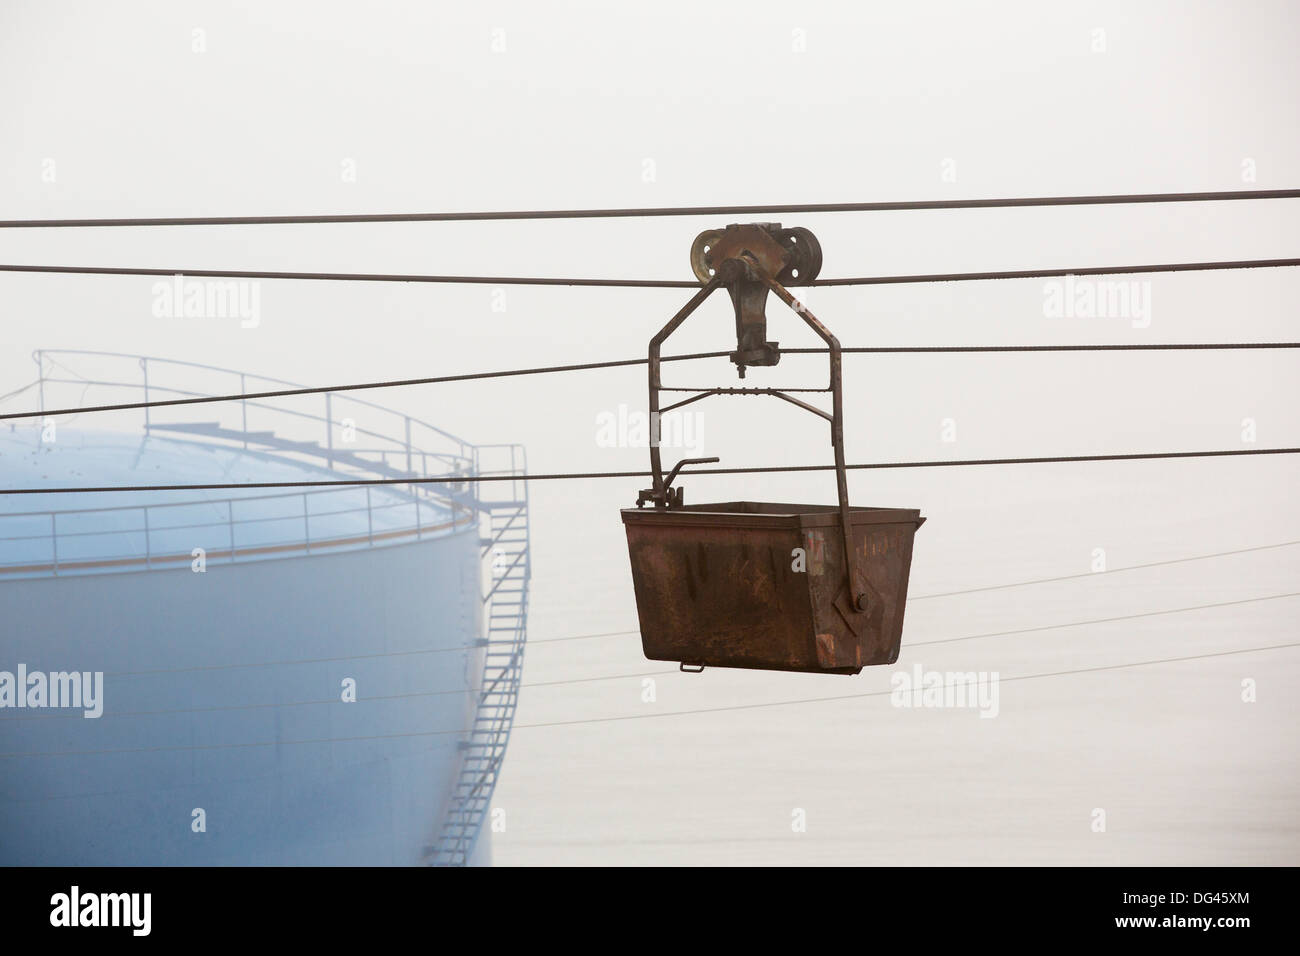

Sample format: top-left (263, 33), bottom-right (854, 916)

top-left (2, 0), bottom-right (1296, 864)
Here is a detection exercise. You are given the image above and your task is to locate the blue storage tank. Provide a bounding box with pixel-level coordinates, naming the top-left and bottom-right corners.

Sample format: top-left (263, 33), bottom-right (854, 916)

top-left (0, 351), bottom-right (529, 866)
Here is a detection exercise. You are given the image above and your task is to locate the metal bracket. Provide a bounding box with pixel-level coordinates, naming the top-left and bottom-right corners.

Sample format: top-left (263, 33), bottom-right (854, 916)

top-left (689, 223), bottom-right (822, 378)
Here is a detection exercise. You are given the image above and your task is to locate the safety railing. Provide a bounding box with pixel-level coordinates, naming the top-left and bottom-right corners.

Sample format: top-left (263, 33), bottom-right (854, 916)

top-left (0, 484), bottom-right (470, 577)
top-left (0, 351), bottom-right (481, 576)
top-left (32, 349), bottom-right (474, 476)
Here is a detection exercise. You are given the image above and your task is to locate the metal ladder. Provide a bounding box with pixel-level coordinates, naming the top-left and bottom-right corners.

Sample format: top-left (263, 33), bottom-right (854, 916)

top-left (427, 445), bottom-right (530, 866)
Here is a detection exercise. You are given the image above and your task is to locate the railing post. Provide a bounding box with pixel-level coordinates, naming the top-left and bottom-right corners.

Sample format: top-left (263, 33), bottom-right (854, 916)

top-left (404, 416), bottom-right (412, 474)
top-left (471, 446), bottom-right (480, 510)
top-left (35, 351), bottom-right (44, 414)
top-left (325, 393), bottom-right (334, 469)
top-left (140, 358), bottom-right (150, 431)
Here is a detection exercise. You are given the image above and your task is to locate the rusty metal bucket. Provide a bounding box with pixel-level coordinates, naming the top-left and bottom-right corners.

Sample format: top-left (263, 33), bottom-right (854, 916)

top-left (622, 224), bottom-right (925, 675)
top-left (623, 502), bottom-right (924, 674)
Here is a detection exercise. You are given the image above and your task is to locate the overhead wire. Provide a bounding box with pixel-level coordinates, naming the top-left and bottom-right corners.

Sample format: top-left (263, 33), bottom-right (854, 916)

top-left (1, 187), bottom-right (1297, 228)
top-left (529, 591), bottom-right (1300, 664)
top-left (907, 591), bottom-right (1300, 648)
top-left (911, 538), bottom-right (1300, 600)
top-left (510, 641), bottom-right (1300, 732)
top-left (1, 256), bottom-right (1297, 288)
top-left (5, 342), bottom-right (1299, 424)
top-left (0, 350), bottom-right (731, 421)
top-left (96, 578), bottom-right (1300, 675)
top-left (1, 446), bottom-right (1295, 496)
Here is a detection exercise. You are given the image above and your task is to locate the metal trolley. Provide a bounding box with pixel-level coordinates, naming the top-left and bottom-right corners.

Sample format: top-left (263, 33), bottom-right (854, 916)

top-left (622, 224), bottom-right (925, 674)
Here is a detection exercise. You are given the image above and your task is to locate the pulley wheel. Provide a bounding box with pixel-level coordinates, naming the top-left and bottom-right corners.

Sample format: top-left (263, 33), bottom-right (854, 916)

top-left (774, 227), bottom-right (822, 285)
top-left (689, 229), bottom-right (724, 284)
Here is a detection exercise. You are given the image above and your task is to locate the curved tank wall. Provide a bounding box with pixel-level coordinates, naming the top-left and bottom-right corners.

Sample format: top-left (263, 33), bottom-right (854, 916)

top-left (0, 426), bottom-right (495, 865)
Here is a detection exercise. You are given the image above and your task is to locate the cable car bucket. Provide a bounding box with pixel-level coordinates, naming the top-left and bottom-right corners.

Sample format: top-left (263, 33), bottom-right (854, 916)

top-left (621, 224), bottom-right (925, 675)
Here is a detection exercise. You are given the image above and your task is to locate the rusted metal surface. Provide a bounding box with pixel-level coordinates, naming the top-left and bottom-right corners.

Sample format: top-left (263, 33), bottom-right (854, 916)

top-left (627, 224), bottom-right (924, 674)
top-left (622, 503), bottom-right (924, 674)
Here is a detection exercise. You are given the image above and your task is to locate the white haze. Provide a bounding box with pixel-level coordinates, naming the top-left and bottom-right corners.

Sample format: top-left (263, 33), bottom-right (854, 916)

top-left (1, 0), bottom-right (1297, 864)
